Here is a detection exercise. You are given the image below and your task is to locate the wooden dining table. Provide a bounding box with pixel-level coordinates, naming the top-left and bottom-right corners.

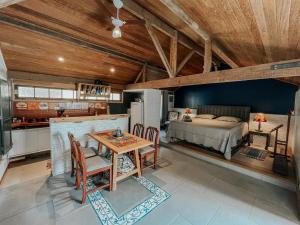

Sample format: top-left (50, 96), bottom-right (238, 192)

top-left (88, 130), bottom-right (153, 191)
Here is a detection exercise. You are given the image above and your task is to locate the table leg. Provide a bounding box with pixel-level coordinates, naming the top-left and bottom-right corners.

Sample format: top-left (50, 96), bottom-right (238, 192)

top-left (134, 149), bottom-right (141, 177)
top-left (98, 142), bottom-right (103, 154)
top-left (112, 152), bottom-right (118, 191)
top-left (265, 134), bottom-right (270, 150)
top-left (248, 134), bottom-right (251, 146)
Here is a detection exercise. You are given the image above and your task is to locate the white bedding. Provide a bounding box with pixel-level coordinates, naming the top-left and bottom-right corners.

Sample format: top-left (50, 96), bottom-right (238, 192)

top-left (166, 118), bottom-right (248, 160)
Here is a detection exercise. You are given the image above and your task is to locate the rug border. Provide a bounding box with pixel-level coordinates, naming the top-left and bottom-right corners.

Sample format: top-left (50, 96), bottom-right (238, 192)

top-left (87, 176), bottom-right (171, 225)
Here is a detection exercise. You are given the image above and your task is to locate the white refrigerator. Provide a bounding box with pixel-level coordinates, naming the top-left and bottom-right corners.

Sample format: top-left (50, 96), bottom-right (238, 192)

top-left (130, 102), bottom-right (144, 132)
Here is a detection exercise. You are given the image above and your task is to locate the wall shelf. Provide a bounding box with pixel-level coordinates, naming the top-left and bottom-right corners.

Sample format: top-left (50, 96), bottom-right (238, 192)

top-left (77, 83), bottom-right (111, 101)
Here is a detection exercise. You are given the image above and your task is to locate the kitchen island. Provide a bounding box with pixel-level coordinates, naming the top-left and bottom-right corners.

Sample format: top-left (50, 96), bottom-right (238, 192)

top-left (50, 114), bottom-right (129, 176)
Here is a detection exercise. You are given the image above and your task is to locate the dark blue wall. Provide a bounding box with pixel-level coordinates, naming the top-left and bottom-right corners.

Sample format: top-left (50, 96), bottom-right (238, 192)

top-left (174, 79), bottom-right (298, 114)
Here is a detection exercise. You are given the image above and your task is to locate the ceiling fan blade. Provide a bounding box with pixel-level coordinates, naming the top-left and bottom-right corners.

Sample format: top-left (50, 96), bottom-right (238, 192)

top-left (125, 20), bottom-right (145, 25)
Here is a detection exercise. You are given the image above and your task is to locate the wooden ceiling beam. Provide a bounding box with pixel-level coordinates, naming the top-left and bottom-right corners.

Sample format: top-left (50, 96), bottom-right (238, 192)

top-left (146, 23), bottom-right (174, 78)
top-left (176, 50), bottom-right (195, 75)
top-left (122, 0), bottom-right (220, 65)
top-left (170, 30), bottom-right (177, 76)
top-left (126, 58), bottom-right (300, 89)
top-left (0, 0), bottom-right (24, 8)
top-left (159, 0), bottom-right (239, 69)
top-left (134, 63), bottom-right (147, 83)
top-left (203, 40), bottom-right (212, 72)
top-left (0, 12), bottom-right (167, 73)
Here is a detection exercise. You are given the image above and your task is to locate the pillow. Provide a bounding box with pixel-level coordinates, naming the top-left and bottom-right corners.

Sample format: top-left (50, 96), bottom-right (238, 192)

top-left (196, 114), bottom-right (216, 119)
top-left (215, 116), bottom-right (241, 122)
top-left (168, 111), bottom-right (179, 121)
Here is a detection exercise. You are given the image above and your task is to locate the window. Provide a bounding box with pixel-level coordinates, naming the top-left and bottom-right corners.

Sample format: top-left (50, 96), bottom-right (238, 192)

top-left (62, 90), bottom-right (74, 99)
top-left (18, 86), bottom-right (34, 98)
top-left (16, 85), bottom-right (77, 100)
top-left (35, 87), bottom-right (49, 98)
top-left (49, 89), bottom-right (62, 99)
top-left (110, 92), bottom-right (122, 102)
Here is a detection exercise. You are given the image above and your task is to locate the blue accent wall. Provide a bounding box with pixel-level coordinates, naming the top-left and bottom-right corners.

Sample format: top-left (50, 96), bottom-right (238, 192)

top-left (174, 79), bottom-right (298, 115)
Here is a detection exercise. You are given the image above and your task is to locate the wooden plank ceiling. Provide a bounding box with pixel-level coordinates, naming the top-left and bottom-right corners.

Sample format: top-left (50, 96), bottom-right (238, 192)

top-left (0, 0), bottom-right (205, 84)
top-left (0, 0), bottom-right (300, 85)
top-left (138, 0), bottom-right (300, 67)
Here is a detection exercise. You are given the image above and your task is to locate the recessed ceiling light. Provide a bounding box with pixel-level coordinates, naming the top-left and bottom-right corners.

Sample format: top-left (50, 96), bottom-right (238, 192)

top-left (110, 67), bottom-right (115, 73)
top-left (57, 56), bottom-right (65, 62)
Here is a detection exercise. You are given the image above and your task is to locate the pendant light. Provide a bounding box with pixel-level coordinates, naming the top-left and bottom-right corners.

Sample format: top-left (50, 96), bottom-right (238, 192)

top-left (111, 0), bottom-right (125, 39)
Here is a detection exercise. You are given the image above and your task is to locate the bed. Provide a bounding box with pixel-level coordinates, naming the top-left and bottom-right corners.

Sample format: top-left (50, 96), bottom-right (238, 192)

top-left (166, 105), bottom-right (250, 160)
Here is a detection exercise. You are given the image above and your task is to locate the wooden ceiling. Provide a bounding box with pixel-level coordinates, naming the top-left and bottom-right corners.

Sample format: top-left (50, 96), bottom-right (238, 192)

top-left (138, 0), bottom-right (300, 67)
top-left (0, 0), bottom-right (299, 85)
top-left (0, 0), bottom-right (205, 84)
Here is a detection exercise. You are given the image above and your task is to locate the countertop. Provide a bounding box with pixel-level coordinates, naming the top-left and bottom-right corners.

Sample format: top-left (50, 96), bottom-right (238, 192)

top-left (49, 114), bottom-right (129, 123)
top-left (12, 122), bottom-right (49, 129)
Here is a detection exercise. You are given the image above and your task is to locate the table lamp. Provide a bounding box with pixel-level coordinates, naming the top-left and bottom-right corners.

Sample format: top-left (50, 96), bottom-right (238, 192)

top-left (254, 113), bottom-right (267, 132)
top-left (183, 108), bottom-right (192, 122)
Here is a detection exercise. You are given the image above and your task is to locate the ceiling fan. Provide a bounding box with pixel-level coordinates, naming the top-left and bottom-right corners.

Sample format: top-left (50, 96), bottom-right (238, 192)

top-left (111, 0), bottom-right (144, 38)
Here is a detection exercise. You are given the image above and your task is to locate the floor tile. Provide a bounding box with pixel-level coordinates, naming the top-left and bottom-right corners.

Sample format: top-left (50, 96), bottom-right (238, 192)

top-left (56, 205), bottom-right (100, 225)
top-left (169, 215), bottom-right (192, 225)
top-left (208, 205), bottom-right (257, 225)
top-left (0, 201), bottom-right (55, 225)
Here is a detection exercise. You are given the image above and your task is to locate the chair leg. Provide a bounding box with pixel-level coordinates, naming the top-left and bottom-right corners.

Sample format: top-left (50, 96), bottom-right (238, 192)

top-left (71, 158), bottom-right (75, 177)
top-left (153, 150), bottom-right (158, 170)
top-left (140, 155), bottom-right (144, 175)
top-left (82, 175), bottom-right (87, 204)
top-left (109, 167), bottom-right (113, 191)
top-left (75, 169), bottom-right (81, 190)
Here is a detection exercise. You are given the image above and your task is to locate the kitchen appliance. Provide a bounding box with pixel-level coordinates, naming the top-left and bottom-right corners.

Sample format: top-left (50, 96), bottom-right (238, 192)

top-left (0, 79), bottom-right (12, 155)
top-left (130, 102), bottom-right (144, 133)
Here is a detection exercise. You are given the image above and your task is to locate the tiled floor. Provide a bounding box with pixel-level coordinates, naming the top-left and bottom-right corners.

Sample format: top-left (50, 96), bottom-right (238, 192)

top-left (0, 158), bottom-right (51, 189)
top-left (0, 147), bottom-right (299, 225)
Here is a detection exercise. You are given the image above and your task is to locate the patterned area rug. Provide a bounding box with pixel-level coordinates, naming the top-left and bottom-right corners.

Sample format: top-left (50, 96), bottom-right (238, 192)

top-left (87, 176), bottom-right (170, 225)
top-left (239, 147), bottom-right (268, 161)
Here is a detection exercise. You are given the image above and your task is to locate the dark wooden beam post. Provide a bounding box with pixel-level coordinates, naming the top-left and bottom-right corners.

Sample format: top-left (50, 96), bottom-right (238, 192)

top-left (203, 39), bottom-right (212, 72)
top-left (170, 30), bottom-right (178, 77)
top-left (126, 58), bottom-right (300, 89)
top-left (176, 50), bottom-right (195, 75)
top-left (146, 22), bottom-right (174, 78)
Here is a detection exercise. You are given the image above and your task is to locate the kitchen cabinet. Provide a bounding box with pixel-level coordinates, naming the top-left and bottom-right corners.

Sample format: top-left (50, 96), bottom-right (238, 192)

top-left (9, 127), bottom-right (50, 158)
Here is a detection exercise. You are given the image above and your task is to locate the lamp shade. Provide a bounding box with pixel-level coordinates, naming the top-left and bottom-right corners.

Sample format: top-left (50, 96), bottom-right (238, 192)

top-left (254, 113), bottom-right (267, 122)
top-left (185, 108), bottom-right (192, 114)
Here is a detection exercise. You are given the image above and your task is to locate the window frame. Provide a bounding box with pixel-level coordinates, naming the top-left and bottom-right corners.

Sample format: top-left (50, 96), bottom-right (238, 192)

top-left (14, 84), bottom-right (123, 103)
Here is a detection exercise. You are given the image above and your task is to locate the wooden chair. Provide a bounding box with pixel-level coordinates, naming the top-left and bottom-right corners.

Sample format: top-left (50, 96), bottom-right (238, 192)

top-left (132, 123), bottom-right (144, 138)
top-left (68, 132), bottom-right (98, 177)
top-left (74, 140), bottom-right (112, 204)
top-left (139, 127), bottom-right (159, 174)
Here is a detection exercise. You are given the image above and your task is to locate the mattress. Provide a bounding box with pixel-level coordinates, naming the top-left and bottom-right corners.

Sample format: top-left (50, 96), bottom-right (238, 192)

top-left (166, 118), bottom-right (248, 160)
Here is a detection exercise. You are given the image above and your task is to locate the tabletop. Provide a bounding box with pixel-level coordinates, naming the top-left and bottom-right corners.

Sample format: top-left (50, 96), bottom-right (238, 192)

top-left (249, 124), bottom-right (284, 135)
top-left (88, 131), bottom-right (153, 154)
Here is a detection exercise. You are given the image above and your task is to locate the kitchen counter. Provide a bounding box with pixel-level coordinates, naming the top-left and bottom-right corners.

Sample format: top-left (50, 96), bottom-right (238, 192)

top-left (12, 122), bottom-right (49, 129)
top-left (50, 114), bottom-right (128, 123)
top-left (9, 127), bottom-right (50, 158)
top-left (50, 114), bottom-right (129, 176)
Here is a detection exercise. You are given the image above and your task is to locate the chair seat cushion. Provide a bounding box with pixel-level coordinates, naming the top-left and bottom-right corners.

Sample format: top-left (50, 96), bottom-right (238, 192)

top-left (139, 146), bottom-right (155, 155)
top-left (83, 147), bottom-right (97, 158)
top-left (86, 156), bottom-right (112, 172)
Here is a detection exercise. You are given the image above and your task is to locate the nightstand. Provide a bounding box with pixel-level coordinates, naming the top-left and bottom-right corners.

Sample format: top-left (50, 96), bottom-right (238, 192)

top-left (248, 124), bottom-right (284, 150)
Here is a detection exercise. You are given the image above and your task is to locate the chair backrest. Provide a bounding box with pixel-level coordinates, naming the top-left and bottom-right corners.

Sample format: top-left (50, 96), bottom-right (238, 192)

top-left (144, 127), bottom-right (159, 148)
top-left (74, 140), bottom-right (87, 174)
top-left (133, 123), bottom-right (144, 138)
top-left (68, 132), bottom-right (77, 159)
